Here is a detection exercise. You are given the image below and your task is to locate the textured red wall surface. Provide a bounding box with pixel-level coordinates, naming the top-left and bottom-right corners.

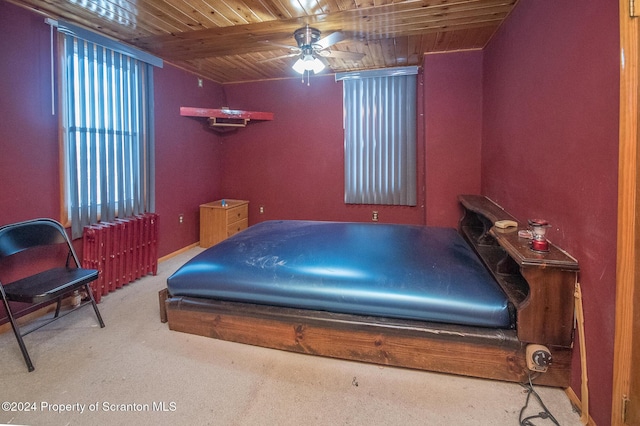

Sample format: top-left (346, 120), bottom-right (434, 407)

top-left (219, 76), bottom-right (427, 226)
top-left (482, 1), bottom-right (619, 424)
top-left (0, 2), bottom-right (59, 225)
top-left (0, 2), bottom-right (226, 259)
top-left (153, 66), bottom-right (227, 256)
top-left (423, 51), bottom-right (483, 228)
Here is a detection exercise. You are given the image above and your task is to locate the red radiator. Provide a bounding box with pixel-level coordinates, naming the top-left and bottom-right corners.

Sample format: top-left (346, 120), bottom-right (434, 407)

top-left (82, 213), bottom-right (159, 302)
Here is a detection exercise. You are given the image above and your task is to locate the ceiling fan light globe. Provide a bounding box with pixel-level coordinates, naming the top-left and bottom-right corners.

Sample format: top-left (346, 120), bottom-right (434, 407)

top-left (292, 58), bottom-right (307, 74)
top-left (292, 55), bottom-right (326, 74)
top-left (309, 57), bottom-right (325, 73)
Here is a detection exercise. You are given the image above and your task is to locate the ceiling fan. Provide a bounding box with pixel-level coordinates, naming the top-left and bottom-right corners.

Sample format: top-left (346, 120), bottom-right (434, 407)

top-left (261, 26), bottom-right (365, 75)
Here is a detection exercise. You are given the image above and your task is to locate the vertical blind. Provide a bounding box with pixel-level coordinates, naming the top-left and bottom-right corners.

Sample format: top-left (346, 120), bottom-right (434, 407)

top-left (60, 33), bottom-right (156, 238)
top-left (338, 67), bottom-right (417, 206)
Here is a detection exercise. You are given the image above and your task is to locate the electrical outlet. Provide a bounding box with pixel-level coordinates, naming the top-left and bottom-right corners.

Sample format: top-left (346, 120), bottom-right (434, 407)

top-left (526, 344), bottom-right (552, 372)
top-left (197, 78), bottom-right (203, 88)
top-left (179, 214), bottom-right (184, 224)
top-left (372, 211), bottom-right (379, 222)
top-left (259, 205), bottom-right (265, 214)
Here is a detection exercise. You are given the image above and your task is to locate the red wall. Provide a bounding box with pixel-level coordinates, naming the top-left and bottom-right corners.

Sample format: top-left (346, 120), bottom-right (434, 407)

top-left (0, 2), bottom-right (225, 259)
top-left (482, 1), bottom-right (619, 424)
top-left (219, 75), bottom-right (427, 226)
top-left (153, 67), bottom-right (227, 255)
top-left (423, 51), bottom-right (483, 227)
top-left (0, 2), bottom-right (59, 224)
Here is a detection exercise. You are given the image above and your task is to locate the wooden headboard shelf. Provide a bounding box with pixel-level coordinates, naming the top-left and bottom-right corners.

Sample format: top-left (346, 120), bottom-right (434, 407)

top-left (458, 194), bottom-right (579, 347)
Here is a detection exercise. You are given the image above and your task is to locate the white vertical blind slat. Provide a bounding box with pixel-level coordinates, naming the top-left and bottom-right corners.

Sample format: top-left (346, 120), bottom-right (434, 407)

top-left (343, 72), bottom-right (417, 206)
top-left (61, 33), bottom-right (154, 238)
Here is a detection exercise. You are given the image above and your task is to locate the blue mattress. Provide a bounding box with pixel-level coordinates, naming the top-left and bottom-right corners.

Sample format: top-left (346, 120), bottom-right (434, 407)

top-left (167, 220), bottom-right (513, 328)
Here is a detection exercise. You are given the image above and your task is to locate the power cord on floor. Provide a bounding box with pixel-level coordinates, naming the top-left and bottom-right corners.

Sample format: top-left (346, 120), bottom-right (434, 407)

top-left (518, 282), bottom-right (588, 425)
top-left (519, 373), bottom-right (560, 426)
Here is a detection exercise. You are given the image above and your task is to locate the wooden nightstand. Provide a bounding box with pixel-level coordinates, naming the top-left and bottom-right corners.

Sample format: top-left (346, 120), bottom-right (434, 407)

top-left (199, 199), bottom-right (249, 248)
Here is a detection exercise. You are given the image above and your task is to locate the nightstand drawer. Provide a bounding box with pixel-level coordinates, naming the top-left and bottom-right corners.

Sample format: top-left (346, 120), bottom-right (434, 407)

top-left (227, 204), bottom-right (248, 224)
top-left (227, 218), bottom-right (248, 237)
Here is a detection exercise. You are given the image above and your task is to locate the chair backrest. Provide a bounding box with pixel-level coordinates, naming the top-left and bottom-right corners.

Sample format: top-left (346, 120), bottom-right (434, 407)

top-left (0, 219), bottom-right (73, 260)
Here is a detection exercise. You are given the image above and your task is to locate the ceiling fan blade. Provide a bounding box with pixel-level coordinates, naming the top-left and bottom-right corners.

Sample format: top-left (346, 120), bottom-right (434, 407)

top-left (318, 50), bottom-right (365, 61)
top-left (314, 31), bottom-right (347, 49)
top-left (319, 55), bottom-right (330, 66)
top-left (258, 53), bottom-right (299, 63)
top-left (259, 40), bottom-right (300, 52)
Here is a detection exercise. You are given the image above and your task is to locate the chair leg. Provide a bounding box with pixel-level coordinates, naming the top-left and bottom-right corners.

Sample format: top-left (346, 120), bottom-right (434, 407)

top-left (0, 295), bottom-right (35, 372)
top-left (54, 297), bottom-right (62, 318)
top-left (85, 283), bottom-right (105, 328)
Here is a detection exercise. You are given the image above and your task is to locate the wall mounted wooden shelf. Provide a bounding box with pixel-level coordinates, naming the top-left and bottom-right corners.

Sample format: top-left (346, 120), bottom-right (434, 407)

top-left (180, 107), bottom-right (274, 131)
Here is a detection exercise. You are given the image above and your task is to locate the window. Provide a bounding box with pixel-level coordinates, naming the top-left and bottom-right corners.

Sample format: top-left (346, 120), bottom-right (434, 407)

top-left (56, 23), bottom-right (159, 239)
top-left (337, 67), bottom-right (418, 206)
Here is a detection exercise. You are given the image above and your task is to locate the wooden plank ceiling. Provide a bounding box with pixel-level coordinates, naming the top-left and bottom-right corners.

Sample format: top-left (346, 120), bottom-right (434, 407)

top-left (9, 0), bottom-right (519, 84)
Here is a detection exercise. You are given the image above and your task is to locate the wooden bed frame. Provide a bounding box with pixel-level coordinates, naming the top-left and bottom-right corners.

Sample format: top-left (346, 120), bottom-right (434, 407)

top-left (159, 195), bottom-right (578, 387)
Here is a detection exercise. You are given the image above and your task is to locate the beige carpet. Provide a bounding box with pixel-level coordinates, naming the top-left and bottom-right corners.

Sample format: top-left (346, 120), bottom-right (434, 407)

top-left (0, 248), bottom-right (582, 426)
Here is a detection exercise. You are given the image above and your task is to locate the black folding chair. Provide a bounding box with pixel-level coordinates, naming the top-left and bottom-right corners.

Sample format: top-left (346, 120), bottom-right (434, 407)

top-left (0, 218), bottom-right (105, 371)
